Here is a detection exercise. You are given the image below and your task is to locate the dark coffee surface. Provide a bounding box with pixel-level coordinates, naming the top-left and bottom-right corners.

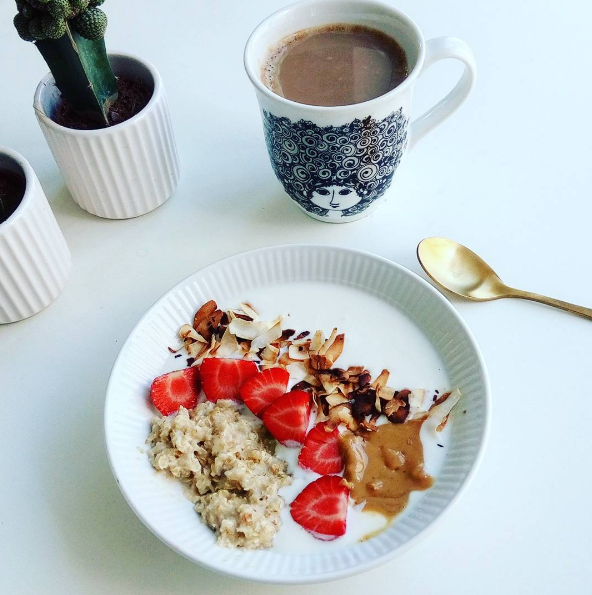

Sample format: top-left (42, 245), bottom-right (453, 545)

top-left (264, 24), bottom-right (408, 106)
top-left (0, 170), bottom-right (25, 223)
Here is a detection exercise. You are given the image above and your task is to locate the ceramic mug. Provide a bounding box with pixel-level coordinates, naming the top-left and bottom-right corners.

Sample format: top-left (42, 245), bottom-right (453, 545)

top-left (244, 0), bottom-right (476, 223)
top-left (0, 147), bottom-right (71, 323)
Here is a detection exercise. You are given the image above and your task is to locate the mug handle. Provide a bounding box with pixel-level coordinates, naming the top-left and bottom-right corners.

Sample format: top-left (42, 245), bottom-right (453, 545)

top-left (409, 37), bottom-right (476, 150)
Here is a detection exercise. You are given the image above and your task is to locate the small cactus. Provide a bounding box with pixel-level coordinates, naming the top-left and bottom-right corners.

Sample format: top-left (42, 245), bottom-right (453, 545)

top-left (72, 7), bottom-right (107, 40)
top-left (12, 0), bottom-right (117, 126)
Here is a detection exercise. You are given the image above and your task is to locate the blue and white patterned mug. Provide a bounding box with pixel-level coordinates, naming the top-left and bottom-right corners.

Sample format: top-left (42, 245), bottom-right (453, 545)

top-left (245, 0), bottom-right (476, 223)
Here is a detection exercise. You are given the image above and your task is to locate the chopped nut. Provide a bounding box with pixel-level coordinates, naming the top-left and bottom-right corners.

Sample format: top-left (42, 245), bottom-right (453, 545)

top-left (193, 300), bottom-right (217, 331)
top-left (196, 309), bottom-right (224, 340)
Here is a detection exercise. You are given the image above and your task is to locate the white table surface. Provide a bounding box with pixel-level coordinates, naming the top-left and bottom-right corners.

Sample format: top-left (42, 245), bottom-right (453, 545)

top-left (1, 0), bottom-right (591, 593)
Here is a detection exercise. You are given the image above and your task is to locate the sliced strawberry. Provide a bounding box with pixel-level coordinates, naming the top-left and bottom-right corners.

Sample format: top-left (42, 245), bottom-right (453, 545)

top-left (298, 422), bottom-right (343, 475)
top-left (150, 366), bottom-right (201, 416)
top-left (239, 368), bottom-right (290, 416)
top-left (290, 475), bottom-right (350, 540)
top-left (262, 390), bottom-right (311, 447)
top-left (200, 357), bottom-right (258, 402)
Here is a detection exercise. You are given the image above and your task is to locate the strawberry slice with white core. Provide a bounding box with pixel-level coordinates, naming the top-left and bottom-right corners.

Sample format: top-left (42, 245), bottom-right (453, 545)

top-left (239, 367), bottom-right (290, 416)
top-left (290, 475), bottom-right (350, 540)
top-left (150, 366), bottom-right (201, 416)
top-left (298, 422), bottom-right (344, 475)
top-left (200, 357), bottom-right (258, 402)
top-left (262, 390), bottom-right (311, 447)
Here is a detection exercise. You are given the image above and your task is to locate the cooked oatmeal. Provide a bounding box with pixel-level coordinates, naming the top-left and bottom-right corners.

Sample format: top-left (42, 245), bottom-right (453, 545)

top-left (147, 400), bottom-right (292, 549)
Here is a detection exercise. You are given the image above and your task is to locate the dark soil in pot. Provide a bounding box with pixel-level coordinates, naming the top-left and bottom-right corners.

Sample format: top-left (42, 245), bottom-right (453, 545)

top-left (53, 77), bottom-right (151, 131)
top-left (0, 170), bottom-right (26, 223)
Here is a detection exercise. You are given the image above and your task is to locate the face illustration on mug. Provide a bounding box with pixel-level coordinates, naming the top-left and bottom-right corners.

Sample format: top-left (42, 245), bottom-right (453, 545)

top-left (310, 185), bottom-right (362, 211)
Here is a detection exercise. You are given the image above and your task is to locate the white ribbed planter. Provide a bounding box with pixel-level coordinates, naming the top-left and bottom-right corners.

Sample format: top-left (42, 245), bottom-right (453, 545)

top-left (0, 147), bottom-right (71, 324)
top-left (34, 53), bottom-right (180, 219)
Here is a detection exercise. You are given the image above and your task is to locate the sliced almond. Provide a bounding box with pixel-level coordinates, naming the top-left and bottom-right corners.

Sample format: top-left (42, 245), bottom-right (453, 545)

top-left (193, 300), bottom-right (217, 330)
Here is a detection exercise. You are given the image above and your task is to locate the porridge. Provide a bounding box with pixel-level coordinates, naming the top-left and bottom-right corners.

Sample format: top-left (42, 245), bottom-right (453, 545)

top-left (148, 400), bottom-right (291, 549)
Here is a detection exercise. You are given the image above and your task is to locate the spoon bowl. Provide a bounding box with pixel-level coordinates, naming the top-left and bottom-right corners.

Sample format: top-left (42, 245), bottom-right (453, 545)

top-left (417, 237), bottom-right (592, 320)
top-left (417, 237), bottom-right (510, 301)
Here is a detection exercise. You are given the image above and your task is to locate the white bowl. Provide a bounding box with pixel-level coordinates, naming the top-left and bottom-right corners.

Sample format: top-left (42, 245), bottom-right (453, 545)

top-left (104, 244), bottom-right (490, 583)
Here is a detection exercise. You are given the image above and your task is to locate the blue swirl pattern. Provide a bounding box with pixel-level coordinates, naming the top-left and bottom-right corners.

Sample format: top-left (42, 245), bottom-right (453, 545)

top-left (262, 109), bottom-right (409, 217)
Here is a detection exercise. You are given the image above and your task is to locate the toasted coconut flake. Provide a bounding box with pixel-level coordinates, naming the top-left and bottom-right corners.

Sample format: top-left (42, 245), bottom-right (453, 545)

top-left (286, 361), bottom-right (309, 381)
top-left (187, 340), bottom-right (207, 359)
top-left (288, 343), bottom-right (310, 361)
top-left (243, 351), bottom-right (260, 361)
top-left (318, 328), bottom-right (338, 355)
top-left (371, 369), bottom-right (390, 389)
top-left (328, 403), bottom-right (359, 431)
top-left (309, 354), bottom-right (332, 370)
top-left (200, 335), bottom-right (219, 360)
top-left (326, 393), bottom-right (349, 407)
top-left (377, 386), bottom-right (397, 400)
top-left (324, 333), bottom-right (345, 365)
top-left (228, 318), bottom-right (270, 340)
top-left (193, 300), bottom-right (217, 330)
top-left (251, 321), bottom-right (283, 352)
top-left (347, 366), bottom-right (365, 376)
top-left (179, 324), bottom-right (207, 343)
top-left (303, 374), bottom-right (322, 387)
top-left (425, 388), bottom-right (461, 433)
top-left (278, 352), bottom-right (299, 367)
top-left (408, 388), bottom-right (428, 419)
top-left (309, 330), bottom-right (325, 354)
top-left (260, 344), bottom-right (280, 364)
top-left (239, 302), bottom-right (259, 321)
top-left (216, 327), bottom-right (241, 357)
top-left (318, 373), bottom-right (341, 394)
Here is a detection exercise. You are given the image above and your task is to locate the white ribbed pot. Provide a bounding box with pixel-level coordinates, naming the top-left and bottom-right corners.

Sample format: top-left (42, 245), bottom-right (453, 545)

top-left (0, 147), bottom-right (71, 324)
top-left (33, 53), bottom-right (180, 219)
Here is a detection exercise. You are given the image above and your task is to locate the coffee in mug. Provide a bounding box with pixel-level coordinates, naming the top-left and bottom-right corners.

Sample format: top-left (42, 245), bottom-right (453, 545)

top-left (262, 24), bottom-right (408, 107)
top-left (245, 0), bottom-right (477, 223)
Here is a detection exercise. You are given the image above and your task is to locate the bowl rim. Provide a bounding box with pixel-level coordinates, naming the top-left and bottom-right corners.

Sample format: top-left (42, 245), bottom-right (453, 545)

top-left (104, 243), bottom-right (491, 584)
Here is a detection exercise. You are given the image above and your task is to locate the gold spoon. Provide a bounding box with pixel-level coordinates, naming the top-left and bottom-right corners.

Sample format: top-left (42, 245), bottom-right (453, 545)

top-left (417, 237), bottom-right (592, 320)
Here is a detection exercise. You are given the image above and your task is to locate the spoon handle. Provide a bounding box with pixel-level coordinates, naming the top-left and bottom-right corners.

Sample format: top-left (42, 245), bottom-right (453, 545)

top-left (507, 288), bottom-right (592, 321)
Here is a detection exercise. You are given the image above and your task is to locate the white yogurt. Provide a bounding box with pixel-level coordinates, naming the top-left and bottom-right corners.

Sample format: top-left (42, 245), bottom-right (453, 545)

top-left (156, 281), bottom-right (453, 553)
